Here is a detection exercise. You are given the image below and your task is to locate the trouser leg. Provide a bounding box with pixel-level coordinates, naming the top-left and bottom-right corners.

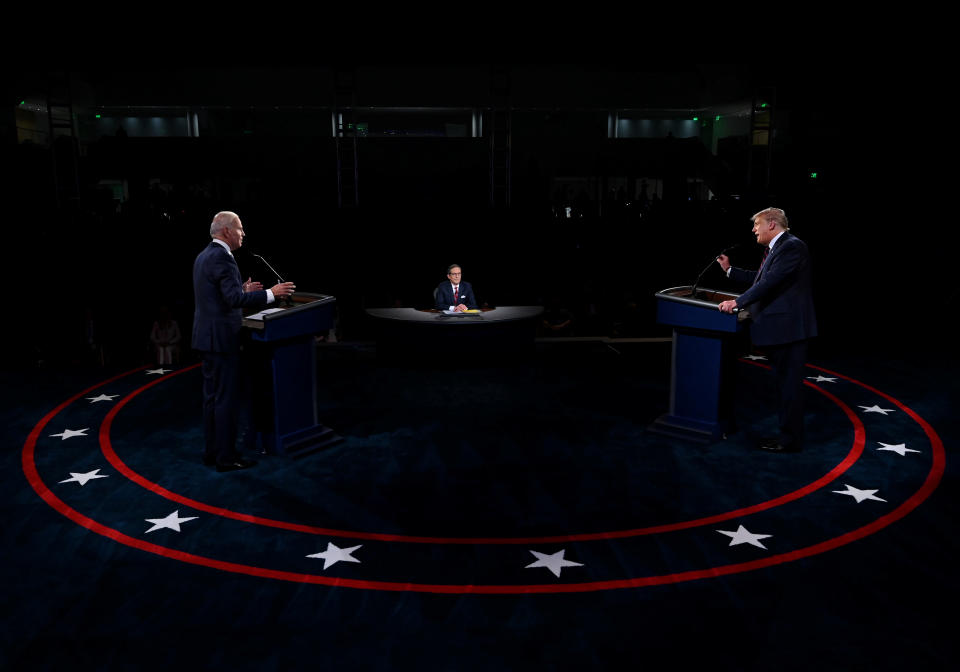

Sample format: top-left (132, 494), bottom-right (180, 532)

top-left (769, 339), bottom-right (808, 449)
top-left (201, 354), bottom-right (217, 461)
top-left (201, 350), bottom-right (240, 463)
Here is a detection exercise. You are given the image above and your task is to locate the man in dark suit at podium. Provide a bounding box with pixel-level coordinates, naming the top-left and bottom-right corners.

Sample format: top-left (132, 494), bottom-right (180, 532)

top-left (435, 264), bottom-right (478, 312)
top-left (192, 211), bottom-right (296, 471)
top-left (717, 207), bottom-right (817, 453)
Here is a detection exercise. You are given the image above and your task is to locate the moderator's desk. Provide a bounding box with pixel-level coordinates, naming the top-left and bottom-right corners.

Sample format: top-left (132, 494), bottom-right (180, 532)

top-left (365, 306), bottom-right (544, 362)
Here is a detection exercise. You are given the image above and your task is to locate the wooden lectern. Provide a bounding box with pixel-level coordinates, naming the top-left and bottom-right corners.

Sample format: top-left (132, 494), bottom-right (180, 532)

top-left (651, 286), bottom-right (746, 442)
top-left (242, 292), bottom-right (339, 456)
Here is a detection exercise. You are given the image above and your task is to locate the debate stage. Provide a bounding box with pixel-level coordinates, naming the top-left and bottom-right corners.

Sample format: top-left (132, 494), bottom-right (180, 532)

top-left (2, 340), bottom-right (957, 671)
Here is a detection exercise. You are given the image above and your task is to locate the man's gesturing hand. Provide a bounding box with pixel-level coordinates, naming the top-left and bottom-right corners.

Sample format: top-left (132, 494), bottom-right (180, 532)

top-left (270, 282), bottom-right (296, 297)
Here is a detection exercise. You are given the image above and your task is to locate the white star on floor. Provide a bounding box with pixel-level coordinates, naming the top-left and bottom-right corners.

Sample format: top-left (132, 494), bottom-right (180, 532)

top-left (743, 354), bottom-right (768, 361)
top-left (306, 542), bottom-right (363, 569)
top-left (806, 375), bottom-right (838, 383)
top-left (86, 394), bottom-right (119, 403)
top-left (49, 428), bottom-right (89, 440)
top-left (145, 368), bottom-right (171, 375)
top-left (876, 442), bottom-right (920, 456)
top-left (717, 524), bottom-right (772, 549)
top-left (859, 405), bottom-right (895, 415)
top-left (144, 510), bottom-right (198, 533)
top-left (832, 484), bottom-right (887, 503)
top-left (59, 469), bottom-right (109, 486)
top-left (525, 549), bottom-right (584, 578)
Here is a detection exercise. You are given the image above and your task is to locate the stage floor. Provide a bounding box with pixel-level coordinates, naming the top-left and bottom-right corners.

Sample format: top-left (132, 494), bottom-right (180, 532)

top-left (3, 341), bottom-right (957, 670)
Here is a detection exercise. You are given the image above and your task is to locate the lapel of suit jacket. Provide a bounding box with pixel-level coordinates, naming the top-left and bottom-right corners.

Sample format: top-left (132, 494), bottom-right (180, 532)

top-left (759, 232), bottom-right (791, 280)
top-left (214, 241), bottom-right (242, 283)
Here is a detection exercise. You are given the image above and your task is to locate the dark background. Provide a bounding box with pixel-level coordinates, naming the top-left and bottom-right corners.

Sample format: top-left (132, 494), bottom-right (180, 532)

top-left (2, 59), bottom-right (957, 672)
top-left (2, 61), bottom-right (947, 367)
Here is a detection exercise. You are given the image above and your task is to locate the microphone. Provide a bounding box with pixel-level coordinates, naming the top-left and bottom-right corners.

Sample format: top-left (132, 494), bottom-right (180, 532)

top-left (250, 252), bottom-right (285, 285)
top-left (246, 248), bottom-right (292, 306)
top-left (691, 242), bottom-right (744, 300)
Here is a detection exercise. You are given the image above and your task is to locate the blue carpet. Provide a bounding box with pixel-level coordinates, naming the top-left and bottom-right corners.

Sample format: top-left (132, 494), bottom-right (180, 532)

top-left (2, 342), bottom-right (957, 671)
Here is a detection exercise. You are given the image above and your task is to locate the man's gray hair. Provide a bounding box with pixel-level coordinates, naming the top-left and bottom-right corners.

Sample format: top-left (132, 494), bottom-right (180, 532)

top-left (752, 207), bottom-right (789, 230)
top-left (210, 211), bottom-right (239, 237)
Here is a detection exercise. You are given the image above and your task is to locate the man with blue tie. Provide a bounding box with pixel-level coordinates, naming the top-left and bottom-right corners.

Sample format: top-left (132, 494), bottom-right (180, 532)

top-left (717, 207), bottom-right (817, 453)
top-left (435, 264), bottom-right (478, 312)
top-left (192, 211), bottom-right (296, 471)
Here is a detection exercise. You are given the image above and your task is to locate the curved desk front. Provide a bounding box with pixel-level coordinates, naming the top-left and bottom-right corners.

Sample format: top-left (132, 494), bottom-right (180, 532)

top-left (365, 307), bottom-right (544, 361)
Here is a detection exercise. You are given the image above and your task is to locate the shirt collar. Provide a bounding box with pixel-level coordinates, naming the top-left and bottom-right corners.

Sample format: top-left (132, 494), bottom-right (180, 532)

top-left (212, 238), bottom-right (233, 256)
top-left (768, 230), bottom-right (786, 252)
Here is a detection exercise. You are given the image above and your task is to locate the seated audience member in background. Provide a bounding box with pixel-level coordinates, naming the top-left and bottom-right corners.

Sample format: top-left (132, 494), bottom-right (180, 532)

top-left (150, 305), bottom-right (181, 365)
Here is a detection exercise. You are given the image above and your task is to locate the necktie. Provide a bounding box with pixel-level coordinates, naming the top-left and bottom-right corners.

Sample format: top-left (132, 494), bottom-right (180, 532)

top-left (753, 247), bottom-right (770, 285)
top-left (454, 286), bottom-right (459, 303)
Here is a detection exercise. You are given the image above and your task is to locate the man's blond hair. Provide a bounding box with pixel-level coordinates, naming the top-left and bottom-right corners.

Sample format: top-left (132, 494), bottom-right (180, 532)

top-left (752, 207), bottom-right (789, 230)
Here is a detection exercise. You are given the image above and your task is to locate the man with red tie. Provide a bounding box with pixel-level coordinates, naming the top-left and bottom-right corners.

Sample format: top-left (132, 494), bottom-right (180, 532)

top-left (716, 207), bottom-right (817, 453)
top-left (192, 211), bottom-right (296, 471)
top-left (435, 264), bottom-right (478, 312)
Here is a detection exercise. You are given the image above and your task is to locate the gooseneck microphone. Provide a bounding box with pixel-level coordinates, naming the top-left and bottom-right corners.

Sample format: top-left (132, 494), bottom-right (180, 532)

top-left (690, 242), bottom-right (744, 300)
top-left (246, 247), bottom-right (292, 306)
top-left (250, 252), bottom-right (285, 285)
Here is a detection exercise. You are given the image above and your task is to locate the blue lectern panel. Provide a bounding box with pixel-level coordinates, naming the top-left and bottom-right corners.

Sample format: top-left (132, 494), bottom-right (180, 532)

top-left (672, 331), bottom-right (723, 421)
top-left (657, 298), bottom-right (739, 333)
top-left (652, 286), bottom-right (741, 442)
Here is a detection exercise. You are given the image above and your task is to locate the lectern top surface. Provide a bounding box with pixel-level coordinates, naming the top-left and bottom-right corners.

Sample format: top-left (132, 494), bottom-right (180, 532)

top-left (656, 285), bottom-right (740, 309)
top-left (242, 292), bottom-right (335, 329)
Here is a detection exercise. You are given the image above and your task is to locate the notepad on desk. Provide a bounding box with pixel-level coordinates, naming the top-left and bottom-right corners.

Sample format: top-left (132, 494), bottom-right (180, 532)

top-left (246, 308), bottom-right (285, 320)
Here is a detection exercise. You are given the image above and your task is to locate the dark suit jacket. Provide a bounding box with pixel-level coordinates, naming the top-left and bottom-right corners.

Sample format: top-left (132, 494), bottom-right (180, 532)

top-left (191, 241), bottom-right (269, 352)
top-left (729, 232), bottom-right (817, 347)
top-left (435, 281), bottom-right (478, 310)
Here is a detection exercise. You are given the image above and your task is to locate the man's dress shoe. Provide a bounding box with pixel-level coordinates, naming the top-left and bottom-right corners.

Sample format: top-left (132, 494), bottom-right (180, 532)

top-left (757, 438), bottom-right (800, 453)
top-left (216, 457), bottom-right (257, 472)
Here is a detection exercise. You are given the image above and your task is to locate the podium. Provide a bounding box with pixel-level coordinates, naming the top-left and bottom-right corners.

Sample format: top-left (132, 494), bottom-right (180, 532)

top-left (651, 286), bottom-right (745, 442)
top-left (242, 292), bottom-right (339, 456)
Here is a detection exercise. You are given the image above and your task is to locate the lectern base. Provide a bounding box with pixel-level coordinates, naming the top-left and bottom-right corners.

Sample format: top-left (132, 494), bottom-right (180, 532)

top-left (648, 414), bottom-right (730, 444)
top-left (252, 424), bottom-right (343, 458)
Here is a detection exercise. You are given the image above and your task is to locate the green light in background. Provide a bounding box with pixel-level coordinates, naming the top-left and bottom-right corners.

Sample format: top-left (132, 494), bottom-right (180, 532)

top-left (761, 103), bottom-right (768, 109)
top-left (95, 114), bottom-right (101, 119)
top-left (692, 116), bottom-right (698, 121)
top-left (715, 115), bottom-right (720, 121)
top-left (20, 100), bottom-right (26, 105)
top-left (810, 172), bottom-right (818, 179)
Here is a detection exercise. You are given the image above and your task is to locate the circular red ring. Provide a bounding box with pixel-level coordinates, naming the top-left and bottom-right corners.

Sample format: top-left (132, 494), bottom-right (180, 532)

top-left (22, 362), bottom-right (944, 593)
